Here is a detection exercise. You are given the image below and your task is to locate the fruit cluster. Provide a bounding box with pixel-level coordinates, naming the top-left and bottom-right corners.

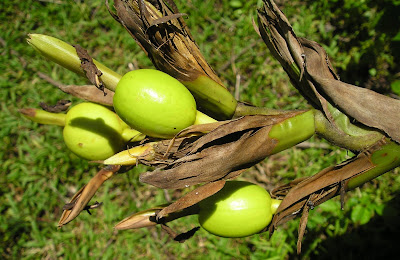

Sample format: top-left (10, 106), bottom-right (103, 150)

top-left (22, 34), bottom-right (282, 237)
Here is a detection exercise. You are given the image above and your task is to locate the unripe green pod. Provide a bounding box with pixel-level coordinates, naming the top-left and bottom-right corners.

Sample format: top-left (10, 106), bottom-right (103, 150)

top-left (113, 69), bottom-right (198, 139)
top-left (63, 102), bottom-right (143, 160)
top-left (198, 181), bottom-right (281, 238)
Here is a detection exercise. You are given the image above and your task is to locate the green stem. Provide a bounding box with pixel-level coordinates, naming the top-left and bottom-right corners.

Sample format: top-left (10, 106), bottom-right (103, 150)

top-left (270, 199), bottom-right (282, 215)
top-left (314, 110), bottom-right (383, 151)
top-left (27, 34), bottom-right (122, 91)
top-left (347, 139), bottom-right (400, 190)
top-left (182, 75), bottom-right (237, 121)
top-left (19, 108), bottom-right (66, 126)
top-left (194, 111), bottom-right (218, 125)
top-left (121, 128), bottom-right (146, 143)
top-left (269, 110), bottom-right (315, 154)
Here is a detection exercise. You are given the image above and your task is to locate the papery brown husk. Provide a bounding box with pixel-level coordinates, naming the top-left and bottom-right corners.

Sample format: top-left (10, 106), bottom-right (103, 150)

top-left (139, 111), bottom-right (303, 189)
top-left (267, 137), bottom-right (388, 254)
top-left (257, 0), bottom-right (400, 143)
top-left (109, 0), bottom-right (219, 83)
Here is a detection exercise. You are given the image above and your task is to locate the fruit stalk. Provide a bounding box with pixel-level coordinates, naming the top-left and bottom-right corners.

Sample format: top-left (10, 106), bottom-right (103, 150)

top-left (346, 139), bottom-right (400, 190)
top-left (182, 75), bottom-right (237, 121)
top-left (103, 142), bottom-right (156, 165)
top-left (19, 108), bottom-right (66, 126)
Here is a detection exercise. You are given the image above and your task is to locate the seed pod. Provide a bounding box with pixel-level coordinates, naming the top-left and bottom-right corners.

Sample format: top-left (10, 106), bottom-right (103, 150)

top-left (113, 69), bottom-right (215, 139)
top-left (63, 102), bottom-right (144, 160)
top-left (198, 181), bottom-right (281, 238)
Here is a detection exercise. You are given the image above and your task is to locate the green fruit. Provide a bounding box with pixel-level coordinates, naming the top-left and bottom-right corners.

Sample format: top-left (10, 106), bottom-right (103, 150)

top-left (63, 102), bottom-right (127, 160)
top-left (113, 69), bottom-right (197, 138)
top-left (198, 181), bottom-right (274, 238)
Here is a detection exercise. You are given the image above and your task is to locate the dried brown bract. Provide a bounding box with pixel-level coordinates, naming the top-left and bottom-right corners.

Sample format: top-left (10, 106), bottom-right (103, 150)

top-left (268, 137), bottom-right (389, 254)
top-left (258, 0), bottom-right (400, 143)
top-left (139, 111), bottom-right (303, 189)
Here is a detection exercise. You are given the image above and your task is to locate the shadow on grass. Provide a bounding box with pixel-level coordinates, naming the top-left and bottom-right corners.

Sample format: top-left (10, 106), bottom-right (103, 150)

top-left (289, 192), bottom-right (400, 259)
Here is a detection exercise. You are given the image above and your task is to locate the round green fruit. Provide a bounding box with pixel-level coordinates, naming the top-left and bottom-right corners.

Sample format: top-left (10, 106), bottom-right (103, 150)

top-left (198, 181), bottom-right (275, 238)
top-left (63, 102), bottom-right (127, 160)
top-left (113, 69), bottom-right (197, 138)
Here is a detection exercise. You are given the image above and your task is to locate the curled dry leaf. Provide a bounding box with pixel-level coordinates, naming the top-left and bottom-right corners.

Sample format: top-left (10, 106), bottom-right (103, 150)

top-left (108, 0), bottom-right (220, 83)
top-left (39, 99), bottom-right (71, 113)
top-left (58, 165), bottom-right (121, 227)
top-left (75, 44), bottom-right (106, 95)
top-left (139, 111), bottom-right (303, 189)
top-left (55, 84), bottom-right (114, 106)
top-left (37, 70), bottom-right (114, 106)
top-left (268, 137), bottom-right (389, 253)
top-left (257, 0), bottom-right (400, 143)
top-left (156, 180), bottom-right (226, 219)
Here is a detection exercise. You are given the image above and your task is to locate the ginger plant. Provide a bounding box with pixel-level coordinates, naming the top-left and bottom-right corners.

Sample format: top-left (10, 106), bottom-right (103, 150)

top-left (21, 0), bottom-right (400, 254)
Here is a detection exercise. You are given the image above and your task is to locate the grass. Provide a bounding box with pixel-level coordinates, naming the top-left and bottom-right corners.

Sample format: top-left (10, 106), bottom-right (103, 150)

top-left (1, 0), bottom-right (400, 259)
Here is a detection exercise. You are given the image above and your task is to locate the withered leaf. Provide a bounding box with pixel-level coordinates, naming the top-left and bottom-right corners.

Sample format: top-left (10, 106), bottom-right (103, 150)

top-left (300, 37), bottom-right (400, 143)
top-left (140, 112), bottom-right (302, 189)
top-left (258, 0), bottom-right (400, 144)
top-left (74, 44), bottom-right (106, 95)
top-left (297, 202), bottom-right (310, 255)
top-left (58, 84), bottom-right (114, 106)
top-left (37, 72), bottom-right (114, 106)
top-left (269, 138), bottom-right (388, 232)
top-left (58, 165), bottom-right (120, 227)
top-left (156, 180), bottom-right (226, 219)
top-left (39, 99), bottom-right (71, 113)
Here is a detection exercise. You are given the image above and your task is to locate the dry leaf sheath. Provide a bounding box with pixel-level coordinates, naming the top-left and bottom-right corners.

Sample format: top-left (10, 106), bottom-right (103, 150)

top-left (257, 0), bottom-right (400, 144)
top-left (139, 111), bottom-right (310, 189)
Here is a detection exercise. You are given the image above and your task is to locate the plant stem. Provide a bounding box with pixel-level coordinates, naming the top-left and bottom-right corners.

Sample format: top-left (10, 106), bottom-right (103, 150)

top-left (347, 139), bottom-right (400, 190)
top-left (314, 110), bottom-right (384, 151)
top-left (234, 102), bottom-right (291, 117)
top-left (194, 111), bottom-right (218, 125)
top-left (182, 75), bottom-right (238, 120)
top-left (19, 108), bottom-right (66, 126)
top-left (121, 128), bottom-right (146, 143)
top-left (270, 199), bottom-right (282, 215)
top-left (103, 142), bottom-right (156, 165)
top-left (269, 110), bottom-right (315, 154)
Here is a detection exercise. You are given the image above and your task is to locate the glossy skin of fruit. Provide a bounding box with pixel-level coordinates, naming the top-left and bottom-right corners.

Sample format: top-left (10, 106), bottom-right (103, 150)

top-left (198, 181), bottom-right (273, 238)
top-left (113, 69), bottom-right (197, 139)
top-left (63, 102), bottom-right (126, 160)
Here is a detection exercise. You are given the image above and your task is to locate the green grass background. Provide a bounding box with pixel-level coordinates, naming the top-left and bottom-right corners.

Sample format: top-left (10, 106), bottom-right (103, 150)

top-left (1, 0), bottom-right (400, 259)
